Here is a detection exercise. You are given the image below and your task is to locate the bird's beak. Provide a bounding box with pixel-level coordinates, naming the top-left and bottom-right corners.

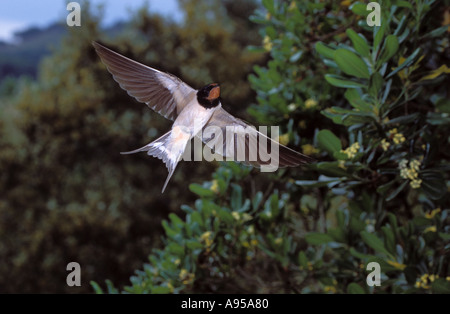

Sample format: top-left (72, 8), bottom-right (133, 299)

top-left (207, 85), bottom-right (220, 100)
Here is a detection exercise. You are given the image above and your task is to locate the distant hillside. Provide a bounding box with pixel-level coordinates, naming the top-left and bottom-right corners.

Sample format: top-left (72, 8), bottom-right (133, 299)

top-left (0, 21), bottom-right (126, 82)
top-left (0, 23), bottom-right (66, 80)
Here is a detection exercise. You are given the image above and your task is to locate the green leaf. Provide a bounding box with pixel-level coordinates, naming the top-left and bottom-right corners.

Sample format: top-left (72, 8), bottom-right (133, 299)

top-left (403, 266), bottom-right (418, 285)
top-left (189, 183), bottom-right (215, 197)
top-left (381, 78), bottom-right (392, 103)
top-left (186, 240), bottom-right (203, 250)
top-left (317, 129), bottom-right (342, 155)
top-left (379, 35), bottom-right (399, 64)
top-left (347, 283), bottom-right (365, 294)
top-left (262, 0), bottom-right (275, 14)
top-left (231, 183), bottom-right (243, 210)
top-left (350, 2), bottom-right (369, 16)
top-left (431, 279), bottom-right (450, 293)
top-left (217, 210), bottom-right (234, 224)
top-left (396, 0), bottom-right (413, 9)
top-left (162, 220), bottom-right (178, 238)
top-left (315, 42), bottom-right (335, 59)
top-left (436, 98), bottom-right (450, 113)
top-left (105, 280), bottom-right (119, 294)
top-left (289, 51), bottom-right (303, 63)
top-left (151, 286), bottom-right (172, 293)
top-left (381, 226), bottom-right (396, 255)
top-left (295, 179), bottom-right (339, 188)
top-left (345, 89), bottom-right (373, 112)
top-left (169, 213), bottom-right (184, 229)
top-left (386, 48), bottom-right (421, 79)
top-left (421, 25), bottom-right (449, 39)
top-left (252, 191), bottom-right (263, 210)
top-left (360, 231), bottom-right (393, 257)
top-left (350, 216), bottom-right (366, 233)
top-left (328, 106), bottom-right (376, 120)
top-left (385, 113), bottom-right (419, 125)
top-left (167, 242), bottom-right (185, 255)
top-left (394, 15), bottom-right (407, 36)
top-left (386, 180), bottom-right (408, 202)
top-left (350, 247), bottom-right (373, 259)
top-left (328, 227), bottom-right (346, 243)
top-left (334, 49), bottom-right (370, 79)
top-left (90, 281), bottom-right (104, 294)
top-left (325, 74), bottom-right (365, 89)
top-left (387, 213), bottom-right (399, 238)
top-left (191, 211), bottom-right (203, 226)
top-left (346, 29), bottom-right (370, 58)
top-left (315, 161), bottom-right (350, 177)
top-left (376, 180), bottom-right (396, 195)
top-left (307, 2), bottom-right (325, 11)
top-left (421, 171), bottom-right (446, 200)
top-left (298, 251), bottom-right (308, 267)
top-left (369, 72), bottom-right (384, 98)
top-left (305, 233), bottom-right (334, 245)
top-left (373, 23), bottom-right (386, 53)
top-left (426, 112), bottom-right (450, 125)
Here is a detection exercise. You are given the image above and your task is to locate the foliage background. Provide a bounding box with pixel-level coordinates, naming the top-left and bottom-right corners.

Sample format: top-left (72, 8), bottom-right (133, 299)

top-left (0, 0), bottom-right (449, 294)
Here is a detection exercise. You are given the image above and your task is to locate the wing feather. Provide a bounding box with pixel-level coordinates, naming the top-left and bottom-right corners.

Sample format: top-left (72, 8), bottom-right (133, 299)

top-left (93, 42), bottom-right (196, 120)
top-left (200, 108), bottom-right (315, 168)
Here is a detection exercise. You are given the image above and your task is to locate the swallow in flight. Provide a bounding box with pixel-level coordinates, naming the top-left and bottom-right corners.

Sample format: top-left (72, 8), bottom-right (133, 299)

top-left (93, 42), bottom-right (314, 192)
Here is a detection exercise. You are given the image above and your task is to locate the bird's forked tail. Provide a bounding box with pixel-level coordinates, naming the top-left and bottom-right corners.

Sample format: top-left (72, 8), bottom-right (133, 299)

top-left (121, 128), bottom-right (190, 193)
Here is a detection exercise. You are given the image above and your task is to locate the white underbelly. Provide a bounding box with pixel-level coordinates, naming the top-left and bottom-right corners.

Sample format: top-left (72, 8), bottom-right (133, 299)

top-left (172, 102), bottom-right (220, 137)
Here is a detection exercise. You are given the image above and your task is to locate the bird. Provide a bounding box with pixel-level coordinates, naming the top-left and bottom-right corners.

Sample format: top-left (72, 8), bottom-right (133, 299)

top-left (93, 42), bottom-right (315, 193)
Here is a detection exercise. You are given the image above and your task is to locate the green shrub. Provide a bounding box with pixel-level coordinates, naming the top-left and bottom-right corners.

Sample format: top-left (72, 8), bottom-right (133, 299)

top-left (106, 0), bottom-right (449, 294)
top-left (0, 0), bottom-right (262, 293)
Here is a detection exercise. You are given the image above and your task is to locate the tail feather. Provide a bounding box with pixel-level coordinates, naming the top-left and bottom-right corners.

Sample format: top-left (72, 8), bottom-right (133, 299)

top-left (162, 163), bottom-right (177, 193)
top-left (121, 130), bottom-right (188, 193)
top-left (120, 132), bottom-right (171, 155)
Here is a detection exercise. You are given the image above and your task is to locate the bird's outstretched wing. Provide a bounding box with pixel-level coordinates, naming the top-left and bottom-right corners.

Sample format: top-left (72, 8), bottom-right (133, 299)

top-left (93, 41), bottom-right (196, 121)
top-left (200, 108), bottom-right (315, 168)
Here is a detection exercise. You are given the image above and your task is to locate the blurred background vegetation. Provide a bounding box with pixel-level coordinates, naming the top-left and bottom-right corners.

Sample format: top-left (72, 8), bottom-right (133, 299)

top-left (0, 0), bottom-right (449, 294)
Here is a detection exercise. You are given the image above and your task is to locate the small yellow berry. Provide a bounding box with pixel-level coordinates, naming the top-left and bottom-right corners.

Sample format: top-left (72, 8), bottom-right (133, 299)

top-left (393, 133), bottom-right (406, 144)
top-left (302, 144), bottom-right (319, 155)
top-left (388, 128), bottom-right (398, 136)
top-left (398, 159), bottom-right (408, 169)
top-left (278, 133), bottom-right (290, 146)
top-left (324, 285), bottom-right (337, 293)
top-left (410, 159), bottom-right (421, 171)
top-left (288, 1), bottom-right (297, 11)
top-left (210, 180), bottom-right (219, 193)
top-left (341, 142), bottom-right (361, 159)
top-left (167, 282), bottom-right (174, 293)
top-left (410, 179), bottom-right (422, 189)
top-left (263, 36), bottom-right (273, 51)
top-left (305, 99), bottom-right (318, 109)
top-left (381, 139), bottom-right (390, 151)
top-left (200, 231), bottom-right (213, 247)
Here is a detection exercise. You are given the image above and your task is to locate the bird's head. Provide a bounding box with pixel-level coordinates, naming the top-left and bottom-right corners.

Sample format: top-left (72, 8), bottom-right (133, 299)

top-left (197, 83), bottom-right (221, 108)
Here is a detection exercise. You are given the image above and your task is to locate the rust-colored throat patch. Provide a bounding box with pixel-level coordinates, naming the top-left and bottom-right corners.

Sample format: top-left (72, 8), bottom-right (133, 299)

top-left (207, 84), bottom-right (220, 100)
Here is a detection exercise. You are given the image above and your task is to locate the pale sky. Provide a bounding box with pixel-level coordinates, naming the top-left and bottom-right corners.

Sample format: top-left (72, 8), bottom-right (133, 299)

top-left (0, 0), bottom-right (182, 42)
